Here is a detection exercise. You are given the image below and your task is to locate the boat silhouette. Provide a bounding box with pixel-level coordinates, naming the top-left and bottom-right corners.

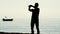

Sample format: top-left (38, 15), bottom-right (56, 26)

top-left (2, 16), bottom-right (13, 21)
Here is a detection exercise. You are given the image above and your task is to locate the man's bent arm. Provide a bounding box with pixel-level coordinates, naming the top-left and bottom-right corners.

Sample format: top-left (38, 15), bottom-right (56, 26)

top-left (28, 7), bottom-right (33, 12)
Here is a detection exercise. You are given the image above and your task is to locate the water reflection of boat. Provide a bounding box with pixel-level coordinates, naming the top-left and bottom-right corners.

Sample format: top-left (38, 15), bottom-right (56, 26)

top-left (2, 16), bottom-right (13, 21)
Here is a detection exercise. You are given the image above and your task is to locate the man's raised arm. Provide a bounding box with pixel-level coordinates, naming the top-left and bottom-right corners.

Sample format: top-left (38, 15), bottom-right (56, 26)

top-left (28, 5), bottom-right (34, 12)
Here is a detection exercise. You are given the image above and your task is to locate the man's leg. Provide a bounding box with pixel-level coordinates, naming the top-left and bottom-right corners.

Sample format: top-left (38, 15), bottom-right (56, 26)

top-left (36, 21), bottom-right (40, 34)
top-left (31, 22), bottom-right (34, 34)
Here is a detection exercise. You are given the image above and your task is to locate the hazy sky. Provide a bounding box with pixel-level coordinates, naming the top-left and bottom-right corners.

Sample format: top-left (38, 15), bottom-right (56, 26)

top-left (0, 0), bottom-right (60, 18)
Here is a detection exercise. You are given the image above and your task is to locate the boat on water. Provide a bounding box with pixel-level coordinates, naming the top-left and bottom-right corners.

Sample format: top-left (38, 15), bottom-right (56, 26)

top-left (2, 16), bottom-right (13, 21)
top-left (3, 18), bottom-right (13, 21)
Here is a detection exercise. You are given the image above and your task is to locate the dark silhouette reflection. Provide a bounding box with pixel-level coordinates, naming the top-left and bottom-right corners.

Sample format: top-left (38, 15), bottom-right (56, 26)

top-left (28, 3), bottom-right (40, 34)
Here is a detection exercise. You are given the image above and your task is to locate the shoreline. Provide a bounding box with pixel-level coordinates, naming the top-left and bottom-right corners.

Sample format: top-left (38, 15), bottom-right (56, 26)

top-left (0, 32), bottom-right (33, 34)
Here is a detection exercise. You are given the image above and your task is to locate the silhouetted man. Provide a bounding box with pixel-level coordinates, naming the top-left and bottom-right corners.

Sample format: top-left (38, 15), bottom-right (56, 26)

top-left (28, 3), bottom-right (40, 34)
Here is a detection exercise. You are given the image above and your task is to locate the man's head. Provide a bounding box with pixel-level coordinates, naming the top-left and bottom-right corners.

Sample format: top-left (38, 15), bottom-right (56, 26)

top-left (35, 3), bottom-right (39, 8)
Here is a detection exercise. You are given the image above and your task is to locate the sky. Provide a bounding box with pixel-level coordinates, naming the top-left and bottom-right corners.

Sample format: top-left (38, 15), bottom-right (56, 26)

top-left (0, 0), bottom-right (60, 19)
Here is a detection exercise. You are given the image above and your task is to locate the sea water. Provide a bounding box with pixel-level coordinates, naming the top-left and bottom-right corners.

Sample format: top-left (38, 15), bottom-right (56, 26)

top-left (0, 18), bottom-right (60, 34)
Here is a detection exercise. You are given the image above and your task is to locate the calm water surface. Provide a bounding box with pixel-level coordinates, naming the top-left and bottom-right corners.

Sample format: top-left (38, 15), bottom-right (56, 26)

top-left (0, 18), bottom-right (60, 34)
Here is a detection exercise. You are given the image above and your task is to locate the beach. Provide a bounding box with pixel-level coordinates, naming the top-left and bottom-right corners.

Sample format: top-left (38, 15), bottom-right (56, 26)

top-left (0, 32), bottom-right (37, 34)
